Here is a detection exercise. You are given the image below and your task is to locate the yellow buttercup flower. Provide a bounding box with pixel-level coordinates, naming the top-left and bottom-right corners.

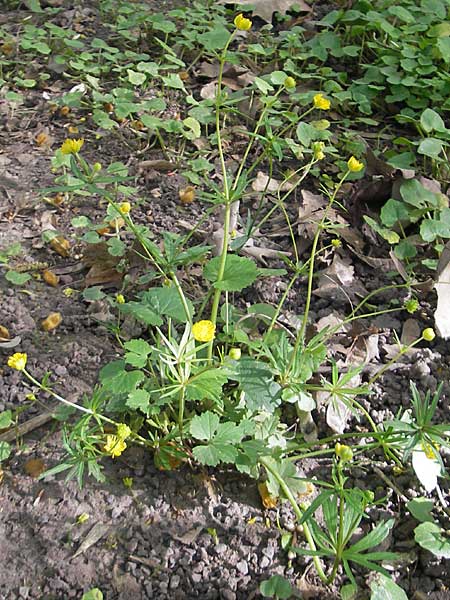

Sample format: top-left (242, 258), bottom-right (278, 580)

top-left (234, 13), bottom-right (252, 31)
top-left (116, 294), bottom-right (125, 304)
top-left (104, 434), bottom-right (127, 458)
top-left (192, 320), bottom-right (215, 342)
top-left (116, 423), bottom-right (131, 440)
top-left (118, 202), bottom-right (131, 215)
top-left (335, 442), bottom-right (353, 462)
top-left (60, 138), bottom-right (84, 155)
top-left (7, 352), bottom-right (27, 371)
top-left (313, 93), bottom-right (331, 110)
top-left (312, 141), bottom-right (325, 160)
top-left (347, 156), bottom-right (364, 172)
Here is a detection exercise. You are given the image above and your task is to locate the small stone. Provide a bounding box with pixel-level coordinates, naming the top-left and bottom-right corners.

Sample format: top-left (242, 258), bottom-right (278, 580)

top-left (214, 543), bottom-right (227, 554)
top-left (170, 575), bottom-right (180, 589)
top-left (236, 560), bottom-right (248, 575)
top-left (191, 573), bottom-right (202, 583)
top-left (260, 556), bottom-right (270, 569)
top-left (221, 590), bottom-right (236, 600)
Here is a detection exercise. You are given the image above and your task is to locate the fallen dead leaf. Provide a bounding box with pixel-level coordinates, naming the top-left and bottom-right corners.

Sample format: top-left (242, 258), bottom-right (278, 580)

top-left (50, 236), bottom-right (70, 257)
top-left (42, 269), bottom-right (59, 287)
top-left (72, 523), bottom-right (111, 559)
top-left (24, 458), bottom-right (46, 478)
top-left (179, 186), bottom-right (196, 204)
top-left (252, 171), bottom-right (293, 193)
top-left (401, 318), bottom-right (421, 346)
top-left (0, 325), bottom-right (10, 341)
top-left (41, 312), bottom-right (62, 332)
top-left (434, 241), bottom-right (450, 338)
top-left (220, 0), bottom-right (311, 22)
top-left (258, 481), bottom-right (278, 509)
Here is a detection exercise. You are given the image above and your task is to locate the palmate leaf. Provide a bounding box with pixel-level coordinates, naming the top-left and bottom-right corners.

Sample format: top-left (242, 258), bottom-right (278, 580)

top-left (228, 359), bottom-right (282, 413)
top-left (203, 254), bottom-right (258, 292)
top-left (185, 368), bottom-right (229, 404)
top-left (124, 338), bottom-right (152, 368)
top-left (190, 413), bottom-right (251, 467)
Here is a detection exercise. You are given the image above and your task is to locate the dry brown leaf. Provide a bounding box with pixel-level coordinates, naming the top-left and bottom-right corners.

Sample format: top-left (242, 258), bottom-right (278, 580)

top-left (42, 269), bottom-right (59, 287)
top-left (179, 186), bottom-right (196, 204)
top-left (252, 171), bottom-right (293, 193)
top-left (24, 458), bottom-right (46, 478)
top-left (220, 0), bottom-right (311, 22)
top-left (41, 312), bottom-right (62, 332)
top-left (50, 236), bottom-right (70, 257)
top-left (0, 325), bottom-right (10, 341)
top-left (258, 481), bottom-right (278, 509)
top-left (72, 523), bottom-right (111, 559)
top-left (401, 318), bottom-right (421, 346)
top-left (434, 241), bottom-right (450, 338)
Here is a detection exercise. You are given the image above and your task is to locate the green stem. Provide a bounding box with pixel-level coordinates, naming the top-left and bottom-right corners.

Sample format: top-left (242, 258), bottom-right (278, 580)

top-left (326, 465), bottom-right (345, 584)
top-left (287, 172), bottom-right (350, 375)
top-left (22, 370), bottom-right (148, 445)
top-left (259, 457), bottom-right (328, 584)
top-left (206, 34), bottom-right (235, 361)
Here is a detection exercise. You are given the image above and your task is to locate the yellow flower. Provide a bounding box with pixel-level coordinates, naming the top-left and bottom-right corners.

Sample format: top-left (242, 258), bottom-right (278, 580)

top-left (422, 328), bottom-right (435, 342)
top-left (116, 423), bottom-right (131, 440)
top-left (7, 352), bottom-right (27, 371)
top-left (60, 138), bottom-right (84, 155)
top-left (93, 162), bottom-right (102, 172)
top-left (104, 434), bottom-right (127, 458)
top-left (347, 156), bottom-right (364, 172)
top-left (118, 202), bottom-right (131, 215)
top-left (63, 287), bottom-right (75, 297)
top-left (192, 320), bottom-right (215, 342)
top-left (331, 238), bottom-right (342, 248)
top-left (312, 141), bottom-right (325, 160)
top-left (116, 293), bottom-right (125, 304)
top-left (335, 442), bottom-right (353, 462)
top-left (234, 13), bottom-right (252, 31)
top-left (313, 93), bottom-right (331, 110)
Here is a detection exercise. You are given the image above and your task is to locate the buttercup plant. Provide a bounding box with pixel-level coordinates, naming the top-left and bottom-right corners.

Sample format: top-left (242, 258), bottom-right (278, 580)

top-left (6, 11), bottom-right (449, 595)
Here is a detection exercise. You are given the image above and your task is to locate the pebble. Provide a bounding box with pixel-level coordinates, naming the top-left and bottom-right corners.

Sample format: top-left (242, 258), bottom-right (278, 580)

top-left (221, 591), bottom-right (236, 600)
top-left (236, 560), bottom-right (249, 575)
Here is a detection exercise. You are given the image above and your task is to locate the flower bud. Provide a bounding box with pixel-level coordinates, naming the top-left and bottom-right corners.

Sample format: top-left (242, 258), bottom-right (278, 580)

top-left (422, 328), bottom-right (435, 342)
top-left (229, 348), bottom-right (241, 360)
top-left (284, 76), bottom-right (296, 89)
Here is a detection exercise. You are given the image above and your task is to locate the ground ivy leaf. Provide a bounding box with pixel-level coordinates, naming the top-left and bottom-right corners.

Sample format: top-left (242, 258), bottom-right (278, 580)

top-left (203, 255), bottom-right (258, 292)
top-left (189, 411), bottom-right (220, 441)
top-left (126, 388), bottom-right (150, 412)
top-left (369, 573), bottom-right (408, 600)
top-left (0, 410), bottom-right (12, 429)
top-left (5, 271), bottom-right (31, 285)
top-left (406, 497), bottom-right (434, 523)
top-left (0, 441), bottom-right (11, 461)
top-left (414, 522), bottom-right (450, 558)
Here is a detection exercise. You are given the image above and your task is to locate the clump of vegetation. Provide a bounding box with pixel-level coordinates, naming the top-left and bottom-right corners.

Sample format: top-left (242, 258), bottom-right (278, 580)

top-left (2, 1), bottom-right (450, 598)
